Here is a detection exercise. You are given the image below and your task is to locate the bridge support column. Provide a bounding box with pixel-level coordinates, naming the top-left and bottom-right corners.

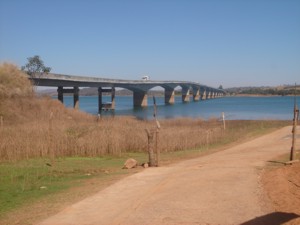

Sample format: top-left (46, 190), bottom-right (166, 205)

top-left (98, 87), bottom-right (102, 112)
top-left (201, 90), bottom-right (206, 100)
top-left (57, 86), bottom-right (63, 103)
top-left (133, 91), bottom-right (147, 107)
top-left (182, 88), bottom-right (190, 102)
top-left (193, 89), bottom-right (200, 101)
top-left (111, 87), bottom-right (116, 109)
top-left (98, 87), bottom-right (115, 112)
top-left (57, 86), bottom-right (79, 109)
top-left (165, 88), bottom-right (175, 104)
top-left (74, 87), bottom-right (79, 109)
top-left (206, 91), bottom-right (211, 99)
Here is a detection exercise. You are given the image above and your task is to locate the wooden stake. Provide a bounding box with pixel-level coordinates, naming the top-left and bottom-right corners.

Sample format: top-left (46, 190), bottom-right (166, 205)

top-left (0, 116), bottom-right (3, 128)
top-left (153, 96), bottom-right (161, 167)
top-left (155, 129), bottom-right (160, 167)
top-left (290, 108), bottom-right (299, 161)
top-left (145, 129), bottom-right (155, 167)
top-left (290, 84), bottom-right (299, 161)
top-left (222, 112), bottom-right (226, 130)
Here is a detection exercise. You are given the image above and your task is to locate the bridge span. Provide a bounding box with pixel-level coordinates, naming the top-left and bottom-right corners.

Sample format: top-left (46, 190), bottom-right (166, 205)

top-left (31, 73), bottom-right (225, 111)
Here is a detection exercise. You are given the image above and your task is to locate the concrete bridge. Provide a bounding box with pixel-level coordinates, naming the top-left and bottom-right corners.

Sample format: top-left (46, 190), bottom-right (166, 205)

top-left (31, 73), bottom-right (225, 111)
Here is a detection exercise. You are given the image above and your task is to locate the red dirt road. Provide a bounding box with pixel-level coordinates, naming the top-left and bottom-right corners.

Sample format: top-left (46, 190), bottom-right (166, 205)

top-left (37, 126), bottom-right (300, 225)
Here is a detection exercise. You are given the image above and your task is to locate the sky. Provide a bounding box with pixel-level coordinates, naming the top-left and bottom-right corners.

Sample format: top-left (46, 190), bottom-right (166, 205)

top-left (0, 0), bottom-right (299, 88)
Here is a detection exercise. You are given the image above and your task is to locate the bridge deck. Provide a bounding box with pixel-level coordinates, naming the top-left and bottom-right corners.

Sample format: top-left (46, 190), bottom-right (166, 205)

top-left (29, 73), bottom-right (225, 110)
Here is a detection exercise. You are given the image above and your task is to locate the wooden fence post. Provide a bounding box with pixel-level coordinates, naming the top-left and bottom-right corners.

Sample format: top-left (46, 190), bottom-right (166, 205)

top-left (290, 84), bottom-right (299, 161)
top-left (155, 129), bottom-right (160, 167)
top-left (145, 129), bottom-right (156, 167)
top-left (222, 112), bottom-right (226, 130)
top-left (153, 96), bottom-right (161, 167)
top-left (290, 104), bottom-right (299, 161)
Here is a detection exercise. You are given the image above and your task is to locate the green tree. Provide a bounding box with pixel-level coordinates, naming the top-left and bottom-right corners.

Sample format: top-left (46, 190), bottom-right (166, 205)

top-left (218, 85), bottom-right (223, 89)
top-left (21, 55), bottom-right (51, 77)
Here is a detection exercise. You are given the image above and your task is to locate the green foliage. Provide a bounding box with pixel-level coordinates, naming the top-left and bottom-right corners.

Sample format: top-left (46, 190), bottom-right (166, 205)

top-left (226, 86), bottom-right (300, 96)
top-left (0, 156), bottom-right (139, 216)
top-left (21, 55), bottom-right (51, 77)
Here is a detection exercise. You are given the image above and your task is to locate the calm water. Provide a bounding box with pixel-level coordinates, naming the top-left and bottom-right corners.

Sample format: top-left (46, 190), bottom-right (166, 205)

top-left (59, 96), bottom-right (299, 120)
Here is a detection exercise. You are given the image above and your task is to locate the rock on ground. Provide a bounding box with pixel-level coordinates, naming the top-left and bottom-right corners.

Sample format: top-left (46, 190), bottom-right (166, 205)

top-left (123, 158), bottom-right (138, 169)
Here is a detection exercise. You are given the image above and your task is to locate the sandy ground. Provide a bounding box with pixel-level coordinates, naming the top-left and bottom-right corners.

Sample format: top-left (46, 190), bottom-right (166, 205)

top-left (262, 157), bottom-right (300, 225)
top-left (37, 126), bottom-right (300, 225)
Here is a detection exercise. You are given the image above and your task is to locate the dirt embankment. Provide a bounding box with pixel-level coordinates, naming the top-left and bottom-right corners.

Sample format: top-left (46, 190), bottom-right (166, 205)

top-left (262, 161), bottom-right (300, 225)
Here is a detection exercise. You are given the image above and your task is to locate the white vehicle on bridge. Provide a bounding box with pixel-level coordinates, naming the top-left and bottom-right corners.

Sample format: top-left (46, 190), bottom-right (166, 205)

top-left (142, 75), bottom-right (150, 81)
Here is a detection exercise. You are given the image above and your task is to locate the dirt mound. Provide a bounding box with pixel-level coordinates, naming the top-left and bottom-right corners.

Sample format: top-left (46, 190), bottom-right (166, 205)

top-left (262, 161), bottom-right (300, 225)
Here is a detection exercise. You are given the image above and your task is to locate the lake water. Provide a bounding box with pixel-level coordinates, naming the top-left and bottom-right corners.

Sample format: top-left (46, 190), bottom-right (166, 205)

top-left (60, 96), bottom-right (299, 120)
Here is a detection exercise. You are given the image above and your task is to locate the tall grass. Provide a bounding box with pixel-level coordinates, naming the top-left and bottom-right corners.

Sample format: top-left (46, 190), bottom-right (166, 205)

top-left (0, 111), bottom-right (288, 161)
top-left (0, 63), bottom-right (33, 99)
top-left (0, 64), bottom-right (290, 161)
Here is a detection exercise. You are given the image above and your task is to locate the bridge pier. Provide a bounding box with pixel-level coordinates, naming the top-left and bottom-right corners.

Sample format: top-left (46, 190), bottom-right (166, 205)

top-left (165, 88), bottom-right (175, 104)
top-left (58, 86), bottom-right (64, 103)
top-left (201, 90), bottom-right (206, 100)
top-left (206, 91), bottom-right (211, 99)
top-left (133, 91), bottom-right (148, 107)
top-left (74, 87), bottom-right (79, 109)
top-left (182, 88), bottom-right (190, 102)
top-left (193, 89), bottom-right (200, 101)
top-left (57, 86), bottom-right (80, 109)
top-left (98, 87), bottom-right (115, 112)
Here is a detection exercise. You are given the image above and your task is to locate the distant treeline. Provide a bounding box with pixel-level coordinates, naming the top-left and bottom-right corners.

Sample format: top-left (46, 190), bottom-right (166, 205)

top-left (226, 86), bottom-right (300, 96)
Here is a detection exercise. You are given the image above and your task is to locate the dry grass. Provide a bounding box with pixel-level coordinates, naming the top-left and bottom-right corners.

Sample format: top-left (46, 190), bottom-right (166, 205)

top-left (0, 63), bottom-right (33, 99)
top-left (0, 108), bottom-right (288, 162)
top-left (0, 64), bottom-right (290, 162)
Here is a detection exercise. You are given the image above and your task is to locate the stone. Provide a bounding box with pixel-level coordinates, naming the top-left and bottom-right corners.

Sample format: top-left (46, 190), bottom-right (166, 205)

top-left (142, 163), bottom-right (149, 168)
top-left (123, 158), bottom-right (138, 169)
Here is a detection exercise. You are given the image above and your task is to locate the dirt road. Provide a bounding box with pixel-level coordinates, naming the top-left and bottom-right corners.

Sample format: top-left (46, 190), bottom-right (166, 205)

top-left (38, 126), bottom-right (299, 225)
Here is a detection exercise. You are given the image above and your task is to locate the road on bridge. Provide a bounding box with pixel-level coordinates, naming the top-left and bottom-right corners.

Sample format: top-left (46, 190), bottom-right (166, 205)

top-left (38, 126), bottom-right (297, 225)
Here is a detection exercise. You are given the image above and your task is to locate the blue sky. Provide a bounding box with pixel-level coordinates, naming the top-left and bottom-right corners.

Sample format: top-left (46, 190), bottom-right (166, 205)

top-left (0, 0), bottom-right (299, 88)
